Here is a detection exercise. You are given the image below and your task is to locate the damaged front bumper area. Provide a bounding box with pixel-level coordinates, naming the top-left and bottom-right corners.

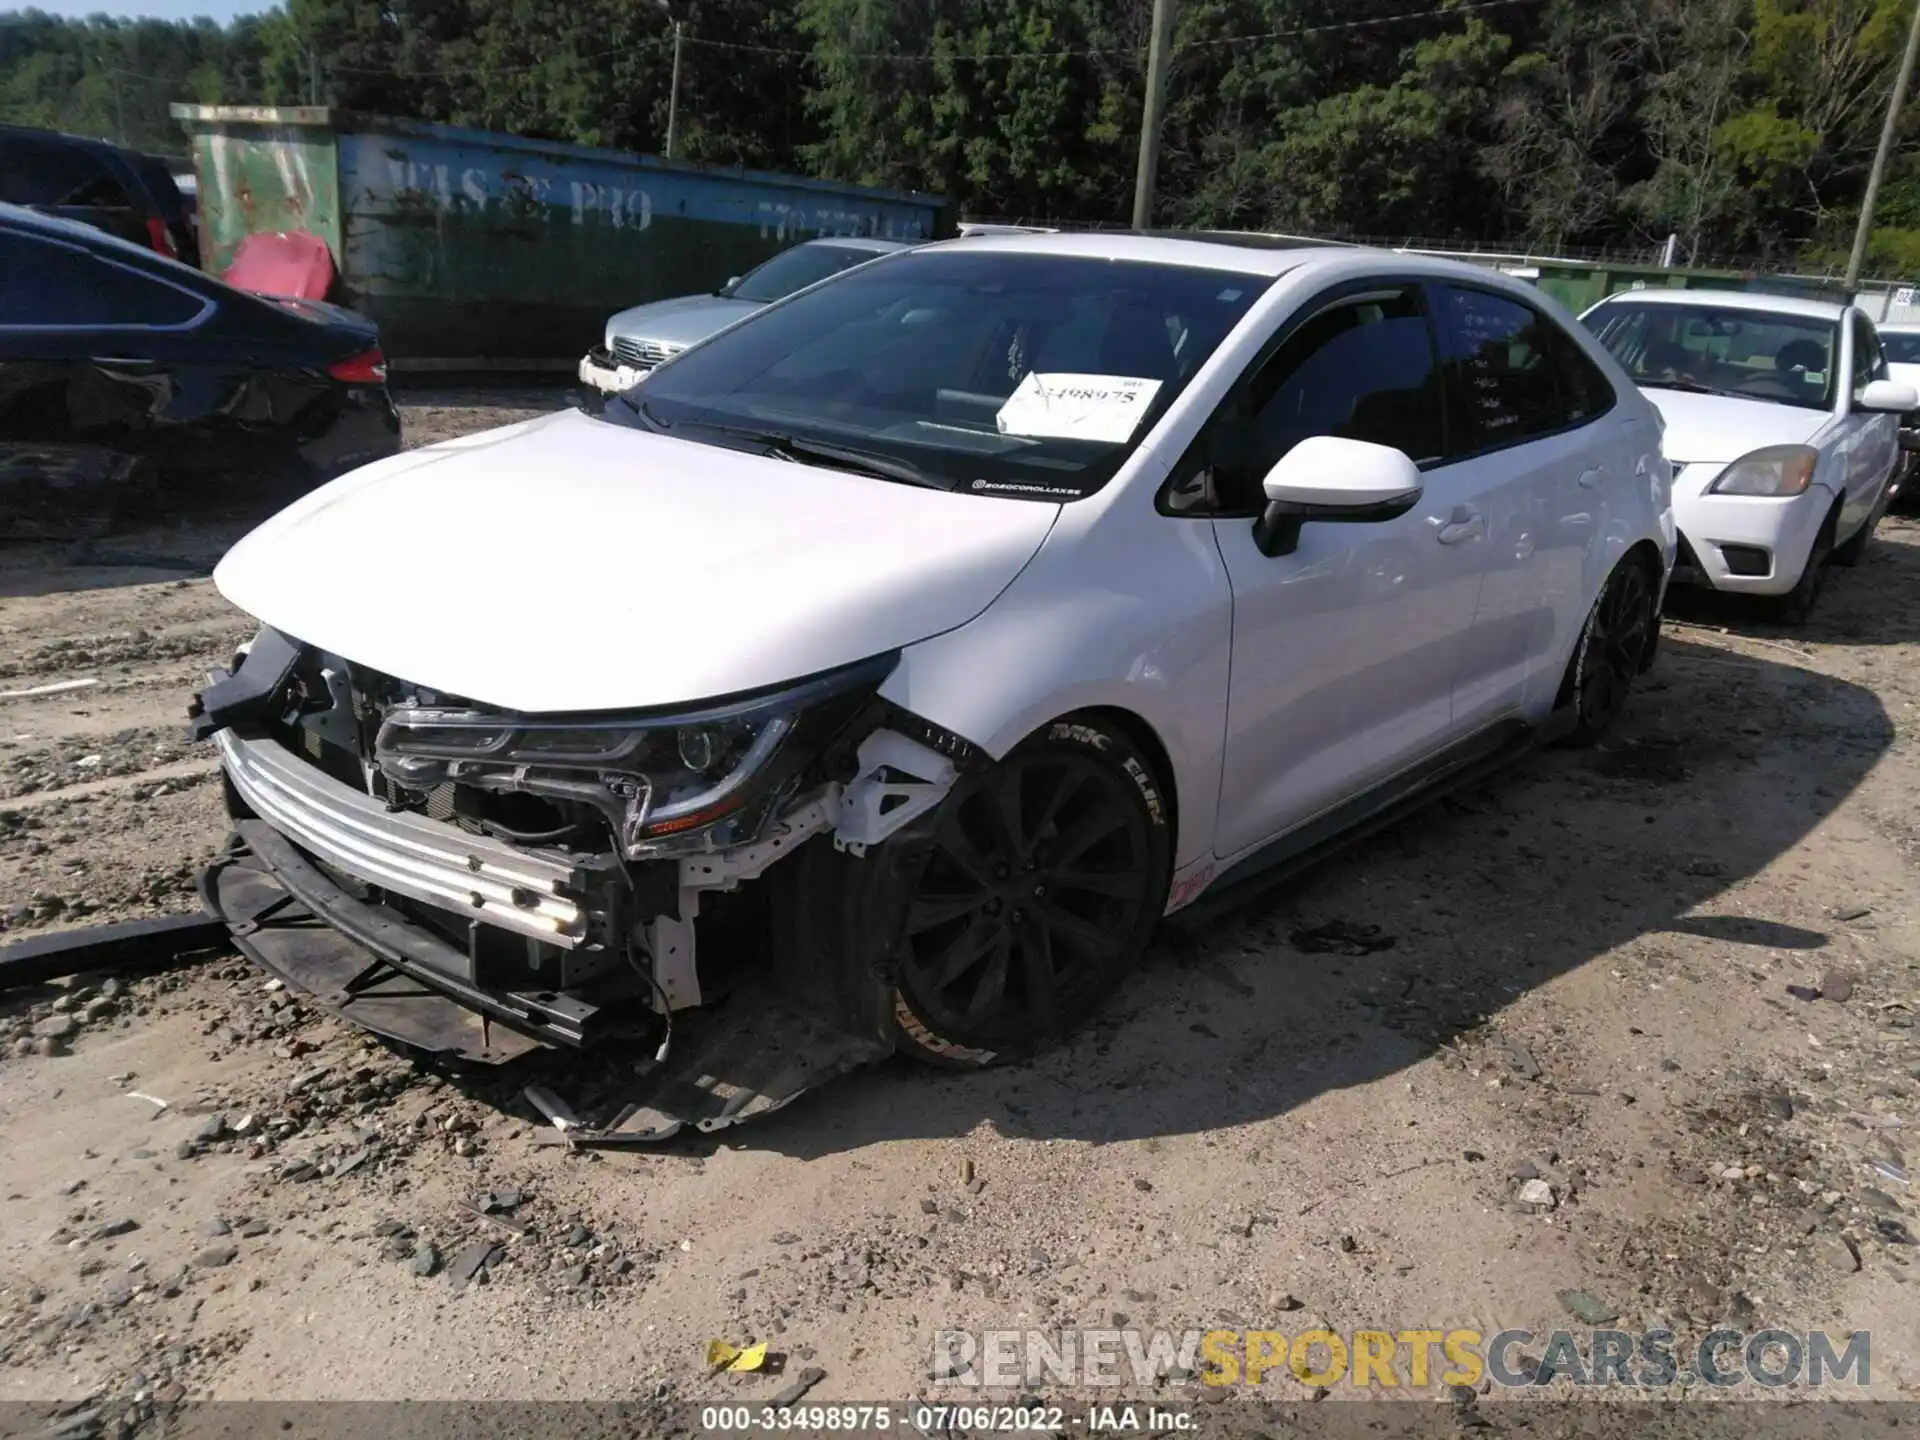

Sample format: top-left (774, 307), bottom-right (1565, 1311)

top-left (190, 630), bottom-right (967, 1133)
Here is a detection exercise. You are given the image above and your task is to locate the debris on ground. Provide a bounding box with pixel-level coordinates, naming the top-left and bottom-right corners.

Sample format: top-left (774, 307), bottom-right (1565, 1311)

top-left (1288, 920), bottom-right (1397, 956)
top-left (707, 1340), bottom-right (768, 1373)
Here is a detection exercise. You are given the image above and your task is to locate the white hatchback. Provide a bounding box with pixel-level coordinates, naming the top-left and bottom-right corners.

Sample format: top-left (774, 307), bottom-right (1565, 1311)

top-left (1582, 290), bottom-right (1916, 622)
top-left (192, 235), bottom-right (1674, 1104)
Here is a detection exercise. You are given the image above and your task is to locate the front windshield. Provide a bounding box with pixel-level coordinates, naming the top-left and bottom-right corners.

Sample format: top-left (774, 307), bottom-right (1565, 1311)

top-left (1584, 301), bottom-right (1839, 410)
top-left (728, 243), bottom-right (888, 303)
top-left (603, 248), bottom-right (1272, 498)
top-left (1884, 332), bottom-right (1920, 365)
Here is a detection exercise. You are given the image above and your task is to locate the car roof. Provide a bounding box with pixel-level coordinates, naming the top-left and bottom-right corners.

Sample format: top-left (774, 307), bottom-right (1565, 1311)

top-left (1879, 320), bottom-right (1920, 334)
top-left (0, 122), bottom-right (140, 163)
top-left (923, 229), bottom-right (1349, 275)
top-left (1586, 287), bottom-right (1851, 322)
top-left (806, 236), bottom-right (917, 254)
top-left (910, 230), bottom-right (1574, 294)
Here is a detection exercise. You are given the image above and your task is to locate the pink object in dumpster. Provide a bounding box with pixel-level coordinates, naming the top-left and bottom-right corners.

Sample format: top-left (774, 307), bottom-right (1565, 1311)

top-left (220, 230), bottom-right (336, 301)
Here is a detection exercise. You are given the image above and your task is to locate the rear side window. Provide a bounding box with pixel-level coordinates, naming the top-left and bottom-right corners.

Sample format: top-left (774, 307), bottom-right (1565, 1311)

top-left (1546, 325), bottom-right (1616, 425)
top-left (0, 136), bottom-right (132, 208)
top-left (0, 231), bottom-right (207, 328)
top-left (1885, 332), bottom-right (1920, 365)
top-left (1435, 285), bottom-right (1599, 450)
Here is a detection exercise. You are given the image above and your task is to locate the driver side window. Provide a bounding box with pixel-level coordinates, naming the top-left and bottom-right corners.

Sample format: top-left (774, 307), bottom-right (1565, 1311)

top-left (1206, 286), bottom-right (1445, 512)
top-left (1853, 315), bottom-right (1888, 393)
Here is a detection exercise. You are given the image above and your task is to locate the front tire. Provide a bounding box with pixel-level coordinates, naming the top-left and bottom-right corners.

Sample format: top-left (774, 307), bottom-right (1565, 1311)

top-left (1827, 499), bottom-right (1873, 568)
top-left (1558, 555), bottom-right (1657, 747)
top-left (1770, 516), bottom-right (1835, 625)
top-left (888, 718), bottom-right (1173, 1067)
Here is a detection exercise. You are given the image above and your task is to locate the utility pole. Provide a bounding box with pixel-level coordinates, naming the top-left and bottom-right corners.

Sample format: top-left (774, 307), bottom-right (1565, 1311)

top-left (1131, 0), bottom-right (1175, 229)
top-left (1845, 0), bottom-right (1920, 289)
top-left (654, 0), bottom-right (683, 160)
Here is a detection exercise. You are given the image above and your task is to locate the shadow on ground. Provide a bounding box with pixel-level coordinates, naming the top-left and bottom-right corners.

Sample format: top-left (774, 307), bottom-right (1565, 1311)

top-left (422, 628), bottom-right (1891, 1156)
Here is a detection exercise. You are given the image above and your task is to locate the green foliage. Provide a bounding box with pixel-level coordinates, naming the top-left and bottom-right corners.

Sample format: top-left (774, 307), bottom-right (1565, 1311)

top-left (2, 0), bottom-right (1916, 275)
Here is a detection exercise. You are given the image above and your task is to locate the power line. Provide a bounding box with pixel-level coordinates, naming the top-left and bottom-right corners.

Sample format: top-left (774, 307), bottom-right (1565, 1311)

top-left (94, 0), bottom-right (1544, 85)
top-left (678, 0), bottom-right (1542, 62)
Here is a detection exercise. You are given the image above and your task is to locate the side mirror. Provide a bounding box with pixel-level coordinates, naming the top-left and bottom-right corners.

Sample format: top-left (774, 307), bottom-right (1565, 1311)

top-left (1252, 434), bottom-right (1423, 557)
top-left (1857, 379), bottom-right (1919, 414)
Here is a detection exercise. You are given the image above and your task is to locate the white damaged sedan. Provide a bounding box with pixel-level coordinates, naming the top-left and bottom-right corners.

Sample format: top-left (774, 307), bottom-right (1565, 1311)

top-left (190, 235), bottom-right (1672, 1135)
top-left (1582, 290), bottom-right (1916, 622)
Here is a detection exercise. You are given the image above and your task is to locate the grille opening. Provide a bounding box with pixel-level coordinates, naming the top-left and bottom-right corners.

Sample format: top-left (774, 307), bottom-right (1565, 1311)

top-left (610, 337), bottom-right (669, 369)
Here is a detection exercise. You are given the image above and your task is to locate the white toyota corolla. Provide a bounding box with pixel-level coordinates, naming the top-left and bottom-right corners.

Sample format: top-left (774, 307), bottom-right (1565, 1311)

top-left (190, 235), bottom-right (1674, 1133)
top-left (1581, 290), bottom-right (1916, 622)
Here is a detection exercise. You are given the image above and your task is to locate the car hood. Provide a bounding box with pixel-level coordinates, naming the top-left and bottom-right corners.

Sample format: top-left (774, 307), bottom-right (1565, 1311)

top-left (1640, 387), bottom-right (1828, 466)
top-left (213, 408), bottom-right (1061, 713)
top-left (603, 292), bottom-right (762, 348)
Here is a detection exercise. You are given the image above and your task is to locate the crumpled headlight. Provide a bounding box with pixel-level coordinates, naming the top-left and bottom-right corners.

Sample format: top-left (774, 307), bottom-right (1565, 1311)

top-left (373, 655), bottom-right (894, 858)
top-left (1707, 444), bottom-right (1819, 497)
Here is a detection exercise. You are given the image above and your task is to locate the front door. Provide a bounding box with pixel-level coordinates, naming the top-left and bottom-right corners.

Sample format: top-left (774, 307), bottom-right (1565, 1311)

top-left (1841, 313), bottom-right (1901, 532)
top-left (1201, 282), bottom-right (1490, 860)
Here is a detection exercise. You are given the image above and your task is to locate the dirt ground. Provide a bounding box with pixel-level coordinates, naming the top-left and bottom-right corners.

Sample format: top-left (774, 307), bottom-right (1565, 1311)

top-left (2, 388), bottom-right (1918, 1431)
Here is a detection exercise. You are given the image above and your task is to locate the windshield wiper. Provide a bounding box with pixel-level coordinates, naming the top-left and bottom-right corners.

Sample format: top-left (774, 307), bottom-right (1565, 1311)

top-left (608, 391), bottom-right (666, 429)
top-left (689, 423), bottom-right (952, 490)
top-left (1642, 378), bottom-right (1746, 400)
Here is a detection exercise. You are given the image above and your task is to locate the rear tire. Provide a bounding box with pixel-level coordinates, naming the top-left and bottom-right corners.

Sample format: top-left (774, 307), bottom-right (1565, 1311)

top-left (1557, 555), bottom-right (1658, 748)
top-left (886, 717), bottom-right (1173, 1067)
top-left (1770, 516), bottom-right (1835, 625)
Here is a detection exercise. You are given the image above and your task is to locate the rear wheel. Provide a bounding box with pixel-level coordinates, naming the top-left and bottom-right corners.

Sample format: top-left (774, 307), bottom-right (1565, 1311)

top-left (1558, 556), bottom-right (1657, 747)
top-left (1770, 516), bottom-right (1835, 625)
top-left (890, 719), bottom-right (1171, 1067)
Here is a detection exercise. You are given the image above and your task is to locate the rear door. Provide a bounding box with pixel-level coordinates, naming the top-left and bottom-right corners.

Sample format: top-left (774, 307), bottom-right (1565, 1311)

top-left (1428, 282), bottom-right (1626, 724)
top-left (0, 225), bottom-right (214, 459)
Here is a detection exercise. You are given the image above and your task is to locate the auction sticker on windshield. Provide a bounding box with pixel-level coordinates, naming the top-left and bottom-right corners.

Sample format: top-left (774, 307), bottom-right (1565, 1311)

top-left (995, 373), bottom-right (1164, 444)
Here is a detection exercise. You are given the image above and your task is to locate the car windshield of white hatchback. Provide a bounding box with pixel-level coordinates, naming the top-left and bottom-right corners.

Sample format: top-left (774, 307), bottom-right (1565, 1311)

top-left (1884, 332), bottom-right (1920, 365)
top-left (1585, 302), bottom-right (1839, 411)
top-left (604, 248), bottom-right (1272, 498)
top-left (726, 243), bottom-right (888, 302)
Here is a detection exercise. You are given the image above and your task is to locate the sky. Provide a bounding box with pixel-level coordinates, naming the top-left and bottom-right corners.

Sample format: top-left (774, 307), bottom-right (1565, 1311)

top-left (3, 0), bottom-right (269, 20)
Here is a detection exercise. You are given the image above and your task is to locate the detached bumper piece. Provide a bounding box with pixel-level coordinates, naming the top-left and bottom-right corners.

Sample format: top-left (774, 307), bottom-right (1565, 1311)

top-left (554, 998), bottom-right (894, 1146)
top-left (202, 828), bottom-right (892, 1136)
top-left (203, 827), bottom-right (568, 1064)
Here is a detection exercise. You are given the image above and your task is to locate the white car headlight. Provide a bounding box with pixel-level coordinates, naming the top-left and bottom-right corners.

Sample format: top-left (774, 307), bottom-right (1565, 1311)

top-left (1707, 444), bottom-right (1818, 497)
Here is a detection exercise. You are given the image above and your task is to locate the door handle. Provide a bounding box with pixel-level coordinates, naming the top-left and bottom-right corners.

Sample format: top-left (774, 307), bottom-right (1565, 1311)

top-left (1436, 512), bottom-right (1484, 545)
top-left (1576, 465), bottom-right (1603, 489)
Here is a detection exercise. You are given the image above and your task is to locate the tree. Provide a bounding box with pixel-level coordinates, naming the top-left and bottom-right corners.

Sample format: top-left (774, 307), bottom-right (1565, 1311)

top-left (1484, 0), bottom-right (1641, 252)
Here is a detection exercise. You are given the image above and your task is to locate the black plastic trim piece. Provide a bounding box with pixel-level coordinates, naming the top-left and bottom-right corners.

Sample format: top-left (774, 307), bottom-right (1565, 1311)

top-left (187, 627), bottom-right (300, 742)
top-left (1170, 715), bottom-right (1560, 929)
top-left (228, 820), bottom-right (605, 1048)
top-left (1252, 489), bottom-right (1422, 558)
top-left (0, 912), bottom-right (229, 992)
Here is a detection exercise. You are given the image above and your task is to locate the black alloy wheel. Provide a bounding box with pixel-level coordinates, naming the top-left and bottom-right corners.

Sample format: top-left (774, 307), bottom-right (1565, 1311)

top-left (892, 726), bottom-right (1169, 1064)
top-left (1563, 558), bottom-right (1656, 746)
